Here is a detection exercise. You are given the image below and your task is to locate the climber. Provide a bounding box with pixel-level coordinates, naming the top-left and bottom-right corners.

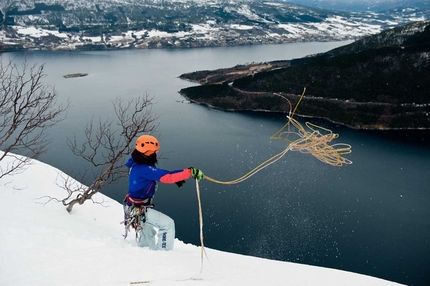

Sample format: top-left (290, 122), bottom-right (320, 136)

top-left (124, 134), bottom-right (204, 250)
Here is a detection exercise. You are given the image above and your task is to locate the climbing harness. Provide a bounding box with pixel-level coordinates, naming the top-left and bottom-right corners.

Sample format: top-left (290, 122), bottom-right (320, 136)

top-left (122, 194), bottom-right (154, 242)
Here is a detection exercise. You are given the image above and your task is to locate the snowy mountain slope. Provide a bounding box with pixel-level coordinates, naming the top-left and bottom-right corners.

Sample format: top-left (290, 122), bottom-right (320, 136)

top-left (323, 19), bottom-right (430, 56)
top-left (0, 152), bottom-right (404, 286)
top-left (0, 0), bottom-right (429, 51)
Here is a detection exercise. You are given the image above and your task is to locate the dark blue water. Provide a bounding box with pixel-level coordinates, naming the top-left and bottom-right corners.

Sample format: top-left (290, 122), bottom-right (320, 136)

top-left (6, 43), bottom-right (430, 285)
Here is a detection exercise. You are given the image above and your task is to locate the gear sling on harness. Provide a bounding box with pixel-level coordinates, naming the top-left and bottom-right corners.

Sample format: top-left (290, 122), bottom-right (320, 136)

top-left (122, 194), bottom-right (154, 241)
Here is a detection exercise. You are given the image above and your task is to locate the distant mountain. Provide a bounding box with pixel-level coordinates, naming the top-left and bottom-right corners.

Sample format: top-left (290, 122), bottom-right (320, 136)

top-left (0, 0), bottom-right (429, 51)
top-left (286, 0), bottom-right (430, 12)
top-left (179, 20), bottom-right (430, 129)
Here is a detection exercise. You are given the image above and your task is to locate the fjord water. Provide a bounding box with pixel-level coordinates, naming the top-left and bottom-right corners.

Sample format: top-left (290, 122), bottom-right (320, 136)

top-left (8, 42), bottom-right (430, 285)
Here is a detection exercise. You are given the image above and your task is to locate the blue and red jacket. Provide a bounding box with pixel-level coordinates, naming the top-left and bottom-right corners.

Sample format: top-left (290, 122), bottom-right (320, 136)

top-left (126, 157), bottom-right (191, 200)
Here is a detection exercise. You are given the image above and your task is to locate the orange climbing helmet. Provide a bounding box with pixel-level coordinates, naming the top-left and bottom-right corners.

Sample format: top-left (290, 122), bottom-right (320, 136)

top-left (135, 135), bottom-right (160, 156)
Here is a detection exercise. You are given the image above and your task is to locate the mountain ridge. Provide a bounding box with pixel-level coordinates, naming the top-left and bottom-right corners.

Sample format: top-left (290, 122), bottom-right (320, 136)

top-left (1, 0), bottom-right (429, 51)
top-left (287, 0), bottom-right (430, 12)
top-left (179, 20), bottom-right (430, 130)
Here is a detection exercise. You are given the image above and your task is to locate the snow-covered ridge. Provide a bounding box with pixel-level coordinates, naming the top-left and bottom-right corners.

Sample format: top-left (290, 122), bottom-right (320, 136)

top-left (0, 151), bottom-right (404, 285)
top-left (1, 0), bottom-right (429, 51)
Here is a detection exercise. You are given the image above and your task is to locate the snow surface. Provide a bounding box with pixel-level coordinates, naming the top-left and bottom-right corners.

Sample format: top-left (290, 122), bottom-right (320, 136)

top-left (15, 26), bottom-right (69, 39)
top-left (0, 153), bottom-right (404, 286)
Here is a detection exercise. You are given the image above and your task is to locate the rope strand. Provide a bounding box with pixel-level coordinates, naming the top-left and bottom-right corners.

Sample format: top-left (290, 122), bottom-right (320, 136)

top-left (204, 88), bottom-right (352, 185)
top-left (195, 179), bottom-right (204, 273)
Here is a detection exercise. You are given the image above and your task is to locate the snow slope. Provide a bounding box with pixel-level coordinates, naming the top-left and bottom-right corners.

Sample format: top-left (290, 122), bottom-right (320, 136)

top-left (0, 153), bottom-right (403, 286)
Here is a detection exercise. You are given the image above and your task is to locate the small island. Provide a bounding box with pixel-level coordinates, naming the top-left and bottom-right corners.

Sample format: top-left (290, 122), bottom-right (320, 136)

top-left (63, 73), bottom-right (88, 79)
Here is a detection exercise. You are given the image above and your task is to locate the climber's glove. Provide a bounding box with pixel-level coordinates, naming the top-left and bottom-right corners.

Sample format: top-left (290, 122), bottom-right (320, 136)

top-left (189, 167), bottom-right (204, 181)
top-left (175, 180), bottom-right (185, 188)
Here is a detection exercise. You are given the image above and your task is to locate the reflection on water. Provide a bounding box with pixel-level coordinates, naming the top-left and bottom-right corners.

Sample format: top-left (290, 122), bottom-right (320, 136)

top-left (5, 43), bottom-right (430, 285)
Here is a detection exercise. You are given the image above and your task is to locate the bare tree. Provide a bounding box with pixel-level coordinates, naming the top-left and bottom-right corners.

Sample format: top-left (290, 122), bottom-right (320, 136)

top-left (61, 94), bottom-right (158, 213)
top-left (0, 58), bottom-right (68, 179)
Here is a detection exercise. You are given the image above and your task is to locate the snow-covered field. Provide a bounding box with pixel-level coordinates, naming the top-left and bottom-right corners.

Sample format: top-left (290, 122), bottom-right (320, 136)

top-left (0, 153), bottom-right (403, 286)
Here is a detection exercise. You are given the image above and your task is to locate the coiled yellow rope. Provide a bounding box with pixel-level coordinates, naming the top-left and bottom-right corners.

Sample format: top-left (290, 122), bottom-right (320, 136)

top-left (204, 88), bottom-right (352, 185)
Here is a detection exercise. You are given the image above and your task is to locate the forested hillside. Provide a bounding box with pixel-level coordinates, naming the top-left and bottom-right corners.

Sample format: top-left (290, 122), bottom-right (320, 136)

top-left (180, 20), bottom-right (430, 129)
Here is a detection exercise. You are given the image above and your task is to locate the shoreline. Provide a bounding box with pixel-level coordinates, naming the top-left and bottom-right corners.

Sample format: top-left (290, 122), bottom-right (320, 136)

top-left (181, 95), bottom-right (430, 131)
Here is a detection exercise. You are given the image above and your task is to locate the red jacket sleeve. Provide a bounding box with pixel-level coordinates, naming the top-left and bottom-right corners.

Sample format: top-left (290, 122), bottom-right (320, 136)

top-left (159, 168), bottom-right (192, 184)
